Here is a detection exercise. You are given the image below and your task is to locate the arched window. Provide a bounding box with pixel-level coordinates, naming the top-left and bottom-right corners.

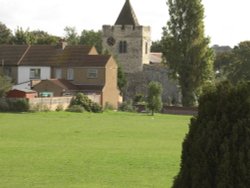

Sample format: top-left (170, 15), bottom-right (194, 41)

top-left (119, 41), bottom-right (127, 53)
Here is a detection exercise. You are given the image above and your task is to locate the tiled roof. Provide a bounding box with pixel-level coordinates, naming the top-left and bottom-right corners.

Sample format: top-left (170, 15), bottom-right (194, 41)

top-left (115, 0), bottom-right (139, 26)
top-left (35, 79), bottom-right (104, 92)
top-left (48, 79), bottom-right (79, 90)
top-left (0, 44), bottom-right (110, 67)
top-left (0, 45), bottom-right (29, 65)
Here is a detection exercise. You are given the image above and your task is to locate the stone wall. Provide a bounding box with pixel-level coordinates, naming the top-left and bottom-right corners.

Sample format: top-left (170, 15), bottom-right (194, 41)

top-left (102, 25), bottom-right (151, 73)
top-left (123, 64), bottom-right (181, 105)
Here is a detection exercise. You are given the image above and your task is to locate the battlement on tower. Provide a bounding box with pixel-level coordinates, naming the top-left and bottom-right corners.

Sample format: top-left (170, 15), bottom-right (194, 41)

top-left (103, 25), bottom-right (150, 33)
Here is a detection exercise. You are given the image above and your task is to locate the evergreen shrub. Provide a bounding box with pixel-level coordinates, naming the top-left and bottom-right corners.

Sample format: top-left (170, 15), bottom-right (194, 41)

top-left (172, 81), bottom-right (250, 188)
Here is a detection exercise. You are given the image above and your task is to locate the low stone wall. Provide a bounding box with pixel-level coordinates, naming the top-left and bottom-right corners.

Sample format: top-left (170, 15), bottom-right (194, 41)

top-left (28, 97), bottom-right (73, 111)
top-left (162, 106), bottom-right (198, 116)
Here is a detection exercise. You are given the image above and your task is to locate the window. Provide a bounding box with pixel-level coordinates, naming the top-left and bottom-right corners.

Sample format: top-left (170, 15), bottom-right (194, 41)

top-left (67, 68), bottom-right (74, 80)
top-left (30, 68), bottom-right (41, 79)
top-left (119, 41), bottom-right (127, 53)
top-left (55, 68), bottom-right (62, 79)
top-left (87, 69), bottom-right (98, 79)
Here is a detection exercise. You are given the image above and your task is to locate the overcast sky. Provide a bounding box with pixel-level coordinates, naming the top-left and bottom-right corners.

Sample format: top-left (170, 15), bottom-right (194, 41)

top-left (0, 0), bottom-right (249, 47)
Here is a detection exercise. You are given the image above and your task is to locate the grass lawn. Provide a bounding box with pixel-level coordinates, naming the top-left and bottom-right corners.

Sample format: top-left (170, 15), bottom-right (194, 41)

top-left (0, 111), bottom-right (190, 188)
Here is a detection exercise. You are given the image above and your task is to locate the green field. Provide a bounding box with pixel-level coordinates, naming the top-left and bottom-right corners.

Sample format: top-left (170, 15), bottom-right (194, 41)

top-left (0, 111), bottom-right (190, 188)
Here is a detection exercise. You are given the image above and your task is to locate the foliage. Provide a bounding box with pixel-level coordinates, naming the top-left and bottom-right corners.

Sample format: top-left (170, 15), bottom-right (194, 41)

top-left (151, 40), bottom-right (163, 52)
top-left (133, 93), bottom-right (145, 104)
top-left (29, 103), bottom-right (50, 112)
top-left (0, 98), bottom-right (29, 112)
top-left (0, 112), bottom-right (190, 188)
top-left (227, 41), bottom-right (250, 83)
top-left (79, 30), bottom-right (102, 54)
top-left (104, 102), bottom-right (115, 111)
top-left (0, 22), bottom-right (13, 44)
top-left (66, 105), bottom-right (85, 113)
top-left (214, 51), bottom-right (233, 80)
top-left (172, 81), bottom-right (250, 188)
top-left (70, 93), bottom-right (102, 113)
top-left (117, 64), bottom-right (127, 92)
top-left (0, 74), bottom-right (12, 97)
top-left (147, 81), bottom-right (163, 115)
top-left (162, 0), bottom-right (214, 107)
top-left (64, 26), bottom-right (79, 45)
top-left (12, 27), bottom-right (32, 44)
top-left (118, 100), bottom-right (135, 112)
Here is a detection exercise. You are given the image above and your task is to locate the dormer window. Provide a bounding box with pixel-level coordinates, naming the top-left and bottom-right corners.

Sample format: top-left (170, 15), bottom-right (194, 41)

top-left (119, 41), bottom-right (127, 53)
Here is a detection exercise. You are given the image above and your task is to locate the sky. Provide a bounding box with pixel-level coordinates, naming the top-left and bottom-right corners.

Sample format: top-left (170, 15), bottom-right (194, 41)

top-left (0, 0), bottom-right (250, 47)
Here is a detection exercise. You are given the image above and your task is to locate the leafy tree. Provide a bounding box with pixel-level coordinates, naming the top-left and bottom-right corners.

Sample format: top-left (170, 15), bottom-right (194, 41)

top-left (151, 40), bottom-right (163, 52)
top-left (117, 65), bottom-right (127, 92)
top-left (227, 41), bottom-right (250, 83)
top-left (29, 30), bottom-right (60, 45)
top-left (214, 51), bottom-right (233, 81)
top-left (147, 81), bottom-right (163, 115)
top-left (0, 22), bottom-right (13, 44)
top-left (64, 26), bottom-right (79, 45)
top-left (12, 27), bottom-right (32, 44)
top-left (79, 30), bottom-right (102, 54)
top-left (162, 0), bottom-right (214, 107)
top-left (0, 74), bottom-right (12, 97)
top-left (172, 81), bottom-right (250, 188)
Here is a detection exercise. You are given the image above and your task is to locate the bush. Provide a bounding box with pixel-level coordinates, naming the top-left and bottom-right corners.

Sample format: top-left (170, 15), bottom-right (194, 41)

top-left (66, 105), bottom-right (84, 113)
top-left (0, 99), bottom-right (9, 112)
top-left (55, 104), bottom-right (64, 112)
top-left (70, 93), bottom-right (102, 113)
top-left (118, 100), bottom-right (135, 112)
top-left (104, 102), bottom-right (115, 111)
top-left (172, 81), bottom-right (250, 188)
top-left (0, 98), bottom-right (29, 112)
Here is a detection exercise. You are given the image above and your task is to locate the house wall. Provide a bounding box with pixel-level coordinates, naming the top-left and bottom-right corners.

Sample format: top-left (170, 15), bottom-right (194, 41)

top-left (102, 58), bottom-right (120, 109)
top-left (18, 66), bottom-right (51, 84)
top-left (7, 90), bottom-right (37, 98)
top-left (51, 67), bottom-right (106, 86)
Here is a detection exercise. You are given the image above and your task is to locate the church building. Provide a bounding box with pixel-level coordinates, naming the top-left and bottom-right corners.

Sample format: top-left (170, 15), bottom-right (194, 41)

top-left (102, 0), bottom-right (151, 73)
top-left (102, 0), bottom-right (180, 105)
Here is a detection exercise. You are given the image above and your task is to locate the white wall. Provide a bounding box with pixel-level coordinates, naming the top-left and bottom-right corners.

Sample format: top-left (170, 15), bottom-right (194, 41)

top-left (18, 66), bottom-right (51, 84)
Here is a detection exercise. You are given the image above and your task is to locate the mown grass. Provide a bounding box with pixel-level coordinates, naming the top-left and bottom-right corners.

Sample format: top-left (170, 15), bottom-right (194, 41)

top-left (0, 111), bottom-right (190, 188)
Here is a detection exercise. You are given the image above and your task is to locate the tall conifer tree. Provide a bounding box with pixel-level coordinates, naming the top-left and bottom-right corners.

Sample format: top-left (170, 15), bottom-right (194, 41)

top-left (162, 0), bottom-right (214, 106)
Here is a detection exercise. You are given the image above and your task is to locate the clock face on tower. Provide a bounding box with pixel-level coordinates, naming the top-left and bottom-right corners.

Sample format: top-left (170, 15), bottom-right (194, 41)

top-left (107, 37), bottom-right (116, 46)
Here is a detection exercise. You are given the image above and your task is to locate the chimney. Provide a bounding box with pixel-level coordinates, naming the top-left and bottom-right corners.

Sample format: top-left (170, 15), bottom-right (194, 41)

top-left (57, 39), bottom-right (68, 50)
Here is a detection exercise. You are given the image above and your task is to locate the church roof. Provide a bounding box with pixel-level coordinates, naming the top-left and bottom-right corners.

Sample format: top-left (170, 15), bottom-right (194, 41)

top-left (115, 0), bottom-right (139, 26)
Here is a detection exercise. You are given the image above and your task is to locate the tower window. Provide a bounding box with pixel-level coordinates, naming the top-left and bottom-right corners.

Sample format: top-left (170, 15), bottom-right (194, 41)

top-left (119, 41), bottom-right (127, 53)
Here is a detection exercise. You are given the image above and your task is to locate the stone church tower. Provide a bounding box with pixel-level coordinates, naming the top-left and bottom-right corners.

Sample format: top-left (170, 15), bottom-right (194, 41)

top-left (102, 0), bottom-right (151, 73)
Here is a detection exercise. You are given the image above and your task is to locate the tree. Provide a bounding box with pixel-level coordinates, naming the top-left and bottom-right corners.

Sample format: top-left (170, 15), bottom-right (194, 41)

top-left (151, 40), bottom-right (163, 52)
top-left (0, 22), bottom-right (13, 44)
top-left (147, 81), bottom-right (163, 115)
top-left (162, 0), bottom-right (214, 107)
top-left (117, 65), bottom-right (127, 92)
top-left (29, 30), bottom-right (60, 45)
top-left (12, 27), bottom-right (32, 44)
top-left (79, 30), bottom-right (102, 54)
top-left (64, 26), bottom-right (79, 45)
top-left (227, 41), bottom-right (250, 83)
top-left (0, 74), bottom-right (12, 97)
top-left (172, 81), bottom-right (250, 188)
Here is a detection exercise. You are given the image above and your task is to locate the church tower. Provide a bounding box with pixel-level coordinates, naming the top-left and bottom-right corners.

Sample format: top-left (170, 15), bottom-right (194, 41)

top-left (102, 0), bottom-right (151, 73)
